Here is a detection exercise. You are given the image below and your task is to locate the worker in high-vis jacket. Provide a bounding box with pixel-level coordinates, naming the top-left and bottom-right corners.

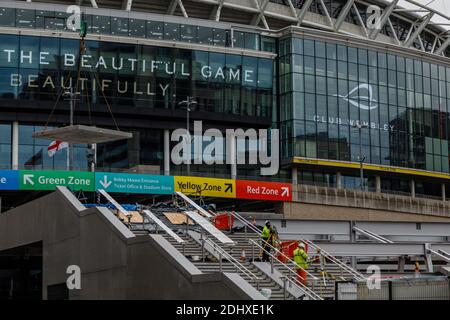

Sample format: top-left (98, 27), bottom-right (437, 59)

top-left (293, 242), bottom-right (309, 286)
top-left (261, 221), bottom-right (273, 262)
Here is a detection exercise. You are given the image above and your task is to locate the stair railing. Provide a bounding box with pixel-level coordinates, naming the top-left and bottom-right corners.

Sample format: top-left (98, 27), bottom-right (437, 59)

top-left (203, 237), bottom-right (263, 291)
top-left (248, 239), bottom-right (323, 301)
top-left (230, 211), bottom-right (365, 282)
top-left (304, 239), bottom-right (366, 281)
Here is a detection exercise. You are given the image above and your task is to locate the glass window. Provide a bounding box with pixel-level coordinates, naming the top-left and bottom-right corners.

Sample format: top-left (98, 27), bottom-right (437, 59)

top-left (16, 9), bottom-right (35, 28)
top-left (358, 49), bottom-right (367, 65)
top-left (91, 15), bottom-right (111, 34)
top-left (315, 41), bottom-right (325, 58)
top-left (368, 51), bottom-right (377, 67)
top-left (348, 47), bottom-right (358, 64)
top-left (326, 43), bottom-right (336, 60)
top-left (261, 36), bottom-right (276, 53)
top-left (337, 45), bottom-right (347, 61)
top-left (213, 29), bottom-right (227, 47)
top-left (233, 32), bottom-right (245, 48)
top-left (244, 33), bottom-right (258, 50)
top-left (164, 23), bottom-right (179, 41)
top-left (292, 38), bottom-right (303, 54)
top-left (180, 24), bottom-right (197, 43)
top-left (111, 17), bottom-right (129, 36)
top-left (293, 54), bottom-right (303, 73)
top-left (304, 40), bottom-right (315, 56)
top-left (146, 21), bottom-right (163, 40)
top-left (0, 8), bottom-right (15, 27)
top-left (129, 18), bottom-right (146, 38)
top-left (258, 58), bottom-right (273, 89)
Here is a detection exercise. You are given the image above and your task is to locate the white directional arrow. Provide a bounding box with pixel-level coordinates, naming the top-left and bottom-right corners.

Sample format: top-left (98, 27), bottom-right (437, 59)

top-left (281, 187), bottom-right (289, 197)
top-left (24, 174), bottom-right (35, 186)
top-left (99, 175), bottom-right (112, 189)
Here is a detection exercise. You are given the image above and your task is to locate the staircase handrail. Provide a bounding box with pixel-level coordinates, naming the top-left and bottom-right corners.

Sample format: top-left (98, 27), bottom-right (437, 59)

top-left (247, 239), bottom-right (323, 301)
top-left (204, 238), bottom-right (262, 283)
top-left (304, 239), bottom-right (366, 281)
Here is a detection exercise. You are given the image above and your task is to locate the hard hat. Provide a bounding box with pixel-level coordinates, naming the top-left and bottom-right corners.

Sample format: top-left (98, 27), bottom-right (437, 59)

top-left (265, 220), bottom-right (270, 225)
top-left (299, 242), bottom-right (306, 248)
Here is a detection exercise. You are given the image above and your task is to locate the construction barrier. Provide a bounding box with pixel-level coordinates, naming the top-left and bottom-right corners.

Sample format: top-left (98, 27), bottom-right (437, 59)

top-left (213, 213), bottom-right (235, 231)
top-left (278, 240), bottom-right (298, 263)
top-left (354, 276), bottom-right (450, 300)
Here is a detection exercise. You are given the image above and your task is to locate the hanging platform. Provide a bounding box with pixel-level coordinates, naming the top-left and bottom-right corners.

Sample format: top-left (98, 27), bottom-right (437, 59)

top-left (32, 125), bottom-right (133, 144)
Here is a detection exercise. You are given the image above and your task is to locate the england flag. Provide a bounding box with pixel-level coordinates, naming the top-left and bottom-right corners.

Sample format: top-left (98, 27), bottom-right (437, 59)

top-left (48, 140), bottom-right (68, 157)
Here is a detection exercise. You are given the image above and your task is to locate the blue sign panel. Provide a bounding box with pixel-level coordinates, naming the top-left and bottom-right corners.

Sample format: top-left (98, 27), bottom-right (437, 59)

top-left (95, 172), bottom-right (174, 194)
top-left (0, 170), bottom-right (19, 190)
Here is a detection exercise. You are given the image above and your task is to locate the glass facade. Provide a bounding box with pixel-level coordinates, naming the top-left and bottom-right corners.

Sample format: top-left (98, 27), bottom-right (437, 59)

top-left (0, 6), bottom-right (276, 53)
top-left (280, 37), bottom-right (450, 175)
top-left (18, 125), bottom-right (88, 170)
top-left (0, 34), bottom-right (274, 117)
top-left (0, 124), bottom-right (11, 170)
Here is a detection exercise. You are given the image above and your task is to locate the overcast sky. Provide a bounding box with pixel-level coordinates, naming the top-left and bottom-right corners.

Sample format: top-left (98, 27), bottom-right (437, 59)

top-left (399, 0), bottom-right (450, 17)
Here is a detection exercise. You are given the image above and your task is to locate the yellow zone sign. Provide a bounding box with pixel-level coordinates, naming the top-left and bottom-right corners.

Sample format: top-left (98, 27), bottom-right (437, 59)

top-left (174, 176), bottom-right (236, 198)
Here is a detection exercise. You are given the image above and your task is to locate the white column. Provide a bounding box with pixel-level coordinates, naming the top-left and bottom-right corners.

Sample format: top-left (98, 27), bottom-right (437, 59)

top-left (292, 167), bottom-right (298, 201)
top-left (442, 183), bottom-right (446, 202)
top-left (164, 129), bottom-right (170, 176)
top-left (336, 172), bottom-right (342, 189)
top-left (12, 121), bottom-right (19, 170)
top-left (230, 136), bottom-right (237, 180)
top-left (410, 179), bottom-right (416, 198)
top-left (375, 176), bottom-right (381, 193)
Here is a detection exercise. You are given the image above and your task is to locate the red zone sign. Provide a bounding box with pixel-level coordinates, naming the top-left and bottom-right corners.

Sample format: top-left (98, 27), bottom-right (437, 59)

top-left (236, 180), bottom-right (292, 202)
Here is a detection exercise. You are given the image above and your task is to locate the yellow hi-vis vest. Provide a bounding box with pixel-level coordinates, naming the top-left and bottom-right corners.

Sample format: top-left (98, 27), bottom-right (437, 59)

top-left (262, 225), bottom-right (271, 239)
top-left (293, 248), bottom-right (309, 269)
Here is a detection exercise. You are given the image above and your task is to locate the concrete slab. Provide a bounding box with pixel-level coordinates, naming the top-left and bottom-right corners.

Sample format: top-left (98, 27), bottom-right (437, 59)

top-left (32, 125), bottom-right (132, 144)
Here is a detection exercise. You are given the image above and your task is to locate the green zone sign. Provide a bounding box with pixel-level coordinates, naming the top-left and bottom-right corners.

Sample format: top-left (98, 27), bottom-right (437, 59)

top-left (20, 170), bottom-right (95, 191)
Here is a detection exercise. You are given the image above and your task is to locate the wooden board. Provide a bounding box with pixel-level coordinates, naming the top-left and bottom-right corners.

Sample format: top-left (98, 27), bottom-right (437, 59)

top-left (164, 212), bottom-right (194, 225)
top-left (128, 211), bottom-right (144, 223)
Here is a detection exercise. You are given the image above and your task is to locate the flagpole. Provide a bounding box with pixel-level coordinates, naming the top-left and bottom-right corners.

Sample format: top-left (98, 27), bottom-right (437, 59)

top-left (66, 145), bottom-right (70, 170)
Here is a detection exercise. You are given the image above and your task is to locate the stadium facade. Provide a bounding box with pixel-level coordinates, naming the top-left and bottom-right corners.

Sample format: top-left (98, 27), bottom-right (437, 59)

top-left (0, 0), bottom-right (450, 200)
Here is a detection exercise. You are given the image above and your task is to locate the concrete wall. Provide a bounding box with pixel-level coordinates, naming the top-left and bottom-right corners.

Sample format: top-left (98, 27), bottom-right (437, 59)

top-left (0, 187), bottom-right (255, 300)
top-left (283, 185), bottom-right (450, 222)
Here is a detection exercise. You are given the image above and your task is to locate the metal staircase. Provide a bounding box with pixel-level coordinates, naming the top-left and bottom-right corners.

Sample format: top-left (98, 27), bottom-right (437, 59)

top-left (95, 189), bottom-right (359, 300)
top-left (161, 232), bottom-right (297, 300)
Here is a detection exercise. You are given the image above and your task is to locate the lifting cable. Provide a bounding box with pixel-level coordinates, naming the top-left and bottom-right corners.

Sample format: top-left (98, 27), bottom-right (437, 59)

top-left (43, 25), bottom-right (120, 132)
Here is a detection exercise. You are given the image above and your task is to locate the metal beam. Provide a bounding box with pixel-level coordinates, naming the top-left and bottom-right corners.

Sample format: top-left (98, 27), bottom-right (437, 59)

top-left (318, 0), bottom-right (333, 27)
top-left (353, 226), bottom-right (394, 244)
top-left (434, 35), bottom-right (450, 55)
top-left (168, 0), bottom-right (188, 18)
top-left (334, 0), bottom-right (355, 31)
top-left (352, 3), bottom-right (368, 38)
top-left (122, 0), bottom-right (133, 11)
top-left (387, 17), bottom-right (401, 45)
top-left (404, 13), bottom-right (434, 48)
top-left (168, 0), bottom-right (178, 15)
top-left (369, 0), bottom-right (400, 40)
top-left (210, 0), bottom-right (225, 21)
top-left (296, 0), bottom-right (314, 26)
top-left (316, 242), bottom-right (450, 257)
top-left (251, 0), bottom-right (270, 26)
top-left (286, 0), bottom-right (299, 20)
